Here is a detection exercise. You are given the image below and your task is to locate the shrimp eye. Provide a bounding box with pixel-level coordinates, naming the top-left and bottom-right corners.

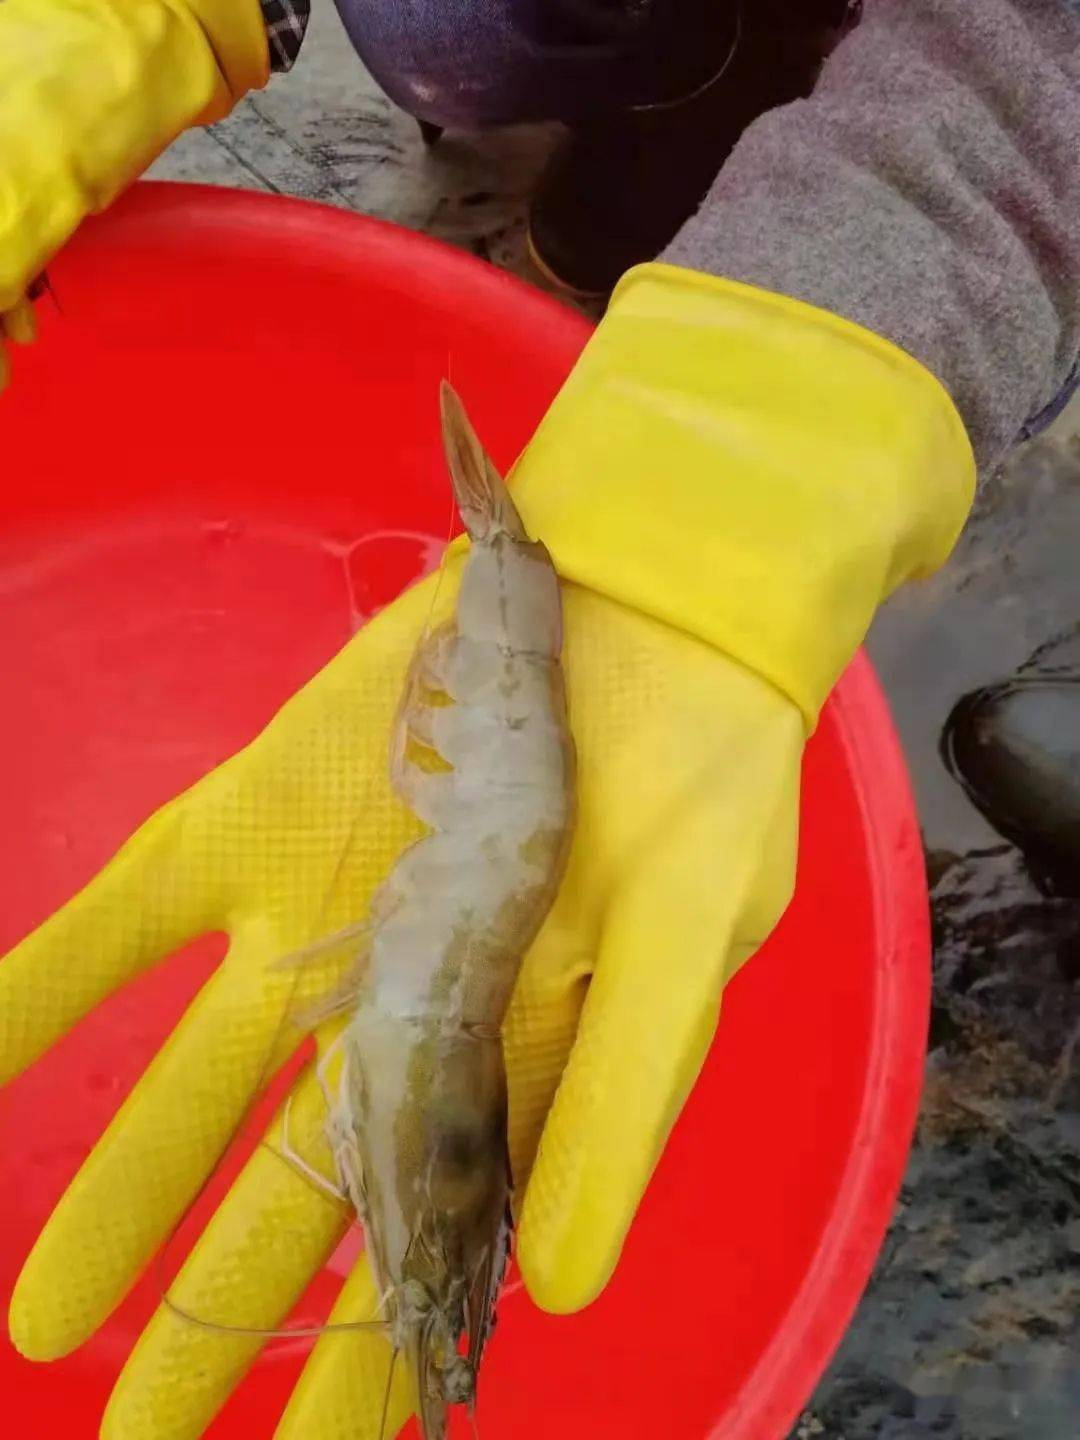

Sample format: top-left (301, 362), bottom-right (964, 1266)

top-left (399, 1279), bottom-right (432, 1322)
top-left (441, 1356), bottom-right (476, 1405)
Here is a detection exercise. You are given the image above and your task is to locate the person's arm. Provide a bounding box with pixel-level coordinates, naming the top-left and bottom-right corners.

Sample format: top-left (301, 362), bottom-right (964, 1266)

top-left (665, 0), bottom-right (1080, 472)
top-left (261, 0), bottom-right (311, 72)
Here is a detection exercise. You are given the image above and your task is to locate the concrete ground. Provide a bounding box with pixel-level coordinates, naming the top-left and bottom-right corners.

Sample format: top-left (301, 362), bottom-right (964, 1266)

top-left (153, 10), bottom-right (1080, 1437)
top-left (151, 6), bottom-right (563, 294)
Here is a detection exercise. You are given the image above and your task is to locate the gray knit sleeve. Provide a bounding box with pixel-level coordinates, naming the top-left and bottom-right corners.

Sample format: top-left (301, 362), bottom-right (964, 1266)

top-left (663, 0), bottom-right (1080, 473)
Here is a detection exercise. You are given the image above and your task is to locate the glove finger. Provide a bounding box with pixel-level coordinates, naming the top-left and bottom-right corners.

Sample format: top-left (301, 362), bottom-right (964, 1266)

top-left (274, 1262), bottom-right (413, 1440)
top-left (0, 798), bottom-right (217, 1087)
top-left (2, 296), bottom-right (37, 344)
top-left (518, 731), bottom-right (801, 1314)
top-left (503, 935), bottom-right (588, 1202)
top-left (102, 1055), bottom-right (349, 1440)
top-left (518, 836), bottom-right (738, 1314)
top-left (9, 919), bottom-right (296, 1360)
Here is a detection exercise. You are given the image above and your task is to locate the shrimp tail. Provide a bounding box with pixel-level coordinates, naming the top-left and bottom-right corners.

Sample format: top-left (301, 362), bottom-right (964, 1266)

top-left (439, 381), bottom-right (527, 542)
top-left (159, 1291), bottom-right (389, 1339)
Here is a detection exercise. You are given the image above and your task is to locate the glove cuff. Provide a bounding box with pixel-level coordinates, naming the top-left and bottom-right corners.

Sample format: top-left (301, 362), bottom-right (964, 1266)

top-left (510, 263), bottom-right (976, 728)
top-left (186, 0), bottom-right (271, 111)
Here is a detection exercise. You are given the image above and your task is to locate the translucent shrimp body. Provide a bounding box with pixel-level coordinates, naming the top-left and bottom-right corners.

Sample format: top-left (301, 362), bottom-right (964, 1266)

top-left (333, 384), bottom-right (575, 1437)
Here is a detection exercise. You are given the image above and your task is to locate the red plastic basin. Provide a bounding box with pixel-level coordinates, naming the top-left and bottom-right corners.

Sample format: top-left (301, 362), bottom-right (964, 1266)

top-left (0, 183), bottom-right (928, 1440)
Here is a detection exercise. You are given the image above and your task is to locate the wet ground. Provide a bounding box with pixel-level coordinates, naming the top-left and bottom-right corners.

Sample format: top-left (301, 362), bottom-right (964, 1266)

top-left (806, 414), bottom-right (1080, 1440)
top-left (152, 10), bottom-right (1080, 1434)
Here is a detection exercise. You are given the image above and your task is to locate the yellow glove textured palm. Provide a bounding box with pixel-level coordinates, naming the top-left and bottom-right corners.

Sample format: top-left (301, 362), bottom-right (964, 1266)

top-left (1, 266), bottom-right (975, 1440)
top-left (0, 0), bottom-right (268, 391)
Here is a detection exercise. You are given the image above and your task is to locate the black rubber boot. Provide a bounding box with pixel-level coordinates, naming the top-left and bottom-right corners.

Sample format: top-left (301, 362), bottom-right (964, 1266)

top-left (528, 0), bottom-right (861, 297)
top-left (942, 677), bottom-right (1080, 898)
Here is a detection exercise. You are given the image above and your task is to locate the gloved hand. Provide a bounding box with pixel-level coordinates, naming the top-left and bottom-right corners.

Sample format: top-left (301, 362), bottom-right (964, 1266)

top-left (1, 265), bottom-right (975, 1439)
top-left (0, 0), bottom-right (269, 394)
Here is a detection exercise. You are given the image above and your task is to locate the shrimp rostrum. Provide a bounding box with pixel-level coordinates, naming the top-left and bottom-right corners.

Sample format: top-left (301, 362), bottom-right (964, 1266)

top-left (320, 383), bottom-right (575, 1437)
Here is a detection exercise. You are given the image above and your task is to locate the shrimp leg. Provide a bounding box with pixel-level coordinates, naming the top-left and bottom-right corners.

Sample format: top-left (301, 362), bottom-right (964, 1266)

top-left (274, 1035), bottom-right (352, 1204)
top-left (273, 1031), bottom-right (358, 1206)
top-left (276, 1094), bottom-right (349, 1204)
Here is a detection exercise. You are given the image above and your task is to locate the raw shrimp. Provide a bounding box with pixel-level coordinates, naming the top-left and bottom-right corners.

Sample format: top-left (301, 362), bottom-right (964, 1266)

top-left (316, 382), bottom-right (575, 1437)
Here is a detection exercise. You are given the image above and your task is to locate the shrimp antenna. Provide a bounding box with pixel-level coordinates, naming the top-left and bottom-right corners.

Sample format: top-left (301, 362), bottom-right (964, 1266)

top-left (28, 271), bottom-right (63, 316)
top-left (377, 1345), bottom-right (401, 1440)
top-left (161, 1291), bottom-right (391, 1338)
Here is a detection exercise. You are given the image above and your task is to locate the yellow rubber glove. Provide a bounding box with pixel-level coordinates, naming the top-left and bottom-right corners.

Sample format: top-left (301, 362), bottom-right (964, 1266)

top-left (0, 0), bottom-right (268, 392)
top-left (1, 265), bottom-right (975, 1440)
